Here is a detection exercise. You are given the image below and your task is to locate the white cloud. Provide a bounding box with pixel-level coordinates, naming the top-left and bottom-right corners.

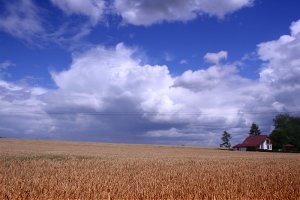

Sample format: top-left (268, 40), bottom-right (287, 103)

top-left (0, 0), bottom-right (44, 43)
top-left (52, 43), bottom-right (173, 98)
top-left (1, 19), bottom-right (300, 146)
top-left (204, 51), bottom-right (228, 64)
top-left (194, 0), bottom-right (254, 18)
top-left (258, 19), bottom-right (300, 89)
top-left (47, 43), bottom-right (272, 145)
top-left (114, 0), bottom-right (254, 25)
top-left (174, 65), bottom-right (241, 91)
top-left (291, 20), bottom-right (300, 35)
top-left (258, 19), bottom-right (300, 112)
top-left (50, 0), bottom-right (106, 25)
top-left (0, 41), bottom-right (287, 145)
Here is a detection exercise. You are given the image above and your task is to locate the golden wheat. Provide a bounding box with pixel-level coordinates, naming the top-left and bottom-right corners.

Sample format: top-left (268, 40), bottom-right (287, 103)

top-left (0, 138), bottom-right (299, 199)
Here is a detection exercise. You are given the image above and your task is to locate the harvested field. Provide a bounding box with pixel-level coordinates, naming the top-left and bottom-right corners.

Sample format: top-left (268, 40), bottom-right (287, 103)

top-left (0, 138), bottom-right (299, 199)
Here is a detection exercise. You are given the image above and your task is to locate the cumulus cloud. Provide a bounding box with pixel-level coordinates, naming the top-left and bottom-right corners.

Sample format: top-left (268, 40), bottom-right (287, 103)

top-left (0, 0), bottom-right (44, 43)
top-left (194, 0), bottom-right (254, 17)
top-left (1, 19), bottom-right (300, 146)
top-left (114, 0), bottom-right (254, 25)
top-left (258, 19), bottom-right (300, 112)
top-left (51, 43), bottom-right (173, 101)
top-left (174, 65), bottom-right (243, 91)
top-left (291, 20), bottom-right (300, 35)
top-left (41, 44), bottom-right (272, 145)
top-left (259, 19), bottom-right (300, 88)
top-left (0, 41), bottom-right (293, 145)
top-left (46, 32), bottom-right (300, 145)
top-left (44, 43), bottom-right (179, 143)
top-left (50, 0), bottom-right (106, 25)
top-left (204, 51), bottom-right (228, 64)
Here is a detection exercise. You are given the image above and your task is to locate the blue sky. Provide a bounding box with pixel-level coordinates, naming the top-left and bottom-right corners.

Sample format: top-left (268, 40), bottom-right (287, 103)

top-left (0, 0), bottom-right (300, 146)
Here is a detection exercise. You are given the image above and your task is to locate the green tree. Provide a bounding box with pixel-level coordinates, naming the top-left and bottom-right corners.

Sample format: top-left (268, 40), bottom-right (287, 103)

top-left (220, 131), bottom-right (231, 148)
top-left (270, 114), bottom-right (300, 150)
top-left (249, 123), bottom-right (261, 136)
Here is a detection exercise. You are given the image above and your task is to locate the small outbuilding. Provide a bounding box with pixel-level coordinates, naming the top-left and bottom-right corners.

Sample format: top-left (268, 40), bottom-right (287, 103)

top-left (233, 135), bottom-right (272, 151)
top-left (283, 144), bottom-right (295, 152)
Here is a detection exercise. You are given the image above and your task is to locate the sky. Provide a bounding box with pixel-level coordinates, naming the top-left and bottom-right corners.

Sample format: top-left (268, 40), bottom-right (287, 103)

top-left (0, 0), bottom-right (300, 146)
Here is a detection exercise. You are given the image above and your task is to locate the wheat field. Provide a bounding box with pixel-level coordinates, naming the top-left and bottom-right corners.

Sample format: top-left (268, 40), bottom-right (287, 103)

top-left (0, 138), bottom-right (299, 200)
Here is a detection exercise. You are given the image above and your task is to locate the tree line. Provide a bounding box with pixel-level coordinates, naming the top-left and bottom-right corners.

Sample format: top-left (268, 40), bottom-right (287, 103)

top-left (220, 114), bottom-right (300, 151)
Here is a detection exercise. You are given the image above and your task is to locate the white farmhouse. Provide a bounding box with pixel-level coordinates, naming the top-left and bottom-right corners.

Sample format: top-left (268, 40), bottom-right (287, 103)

top-left (233, 135), bottom-right (272, 151)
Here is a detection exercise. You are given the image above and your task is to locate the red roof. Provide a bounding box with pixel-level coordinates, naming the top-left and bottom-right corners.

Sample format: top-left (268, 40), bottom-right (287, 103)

top-left (283, 144), bottom-right (294, 148)
top-left (234, 135), bottom-right (270, 148)
top-left (234, 143), bottom-right (247, 148)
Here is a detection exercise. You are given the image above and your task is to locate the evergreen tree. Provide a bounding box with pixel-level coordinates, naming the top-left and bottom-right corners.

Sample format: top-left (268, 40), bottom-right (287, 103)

top-left (249, 123), bottom-right (261, 136)
top-left (220, 131), bottom-right (231, 148)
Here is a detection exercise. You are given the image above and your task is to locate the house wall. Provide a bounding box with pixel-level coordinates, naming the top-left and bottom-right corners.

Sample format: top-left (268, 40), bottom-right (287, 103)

top-left (260, 140), bottom-right (272, 150)
top-left (234, 147), bottom-right (247, 151)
